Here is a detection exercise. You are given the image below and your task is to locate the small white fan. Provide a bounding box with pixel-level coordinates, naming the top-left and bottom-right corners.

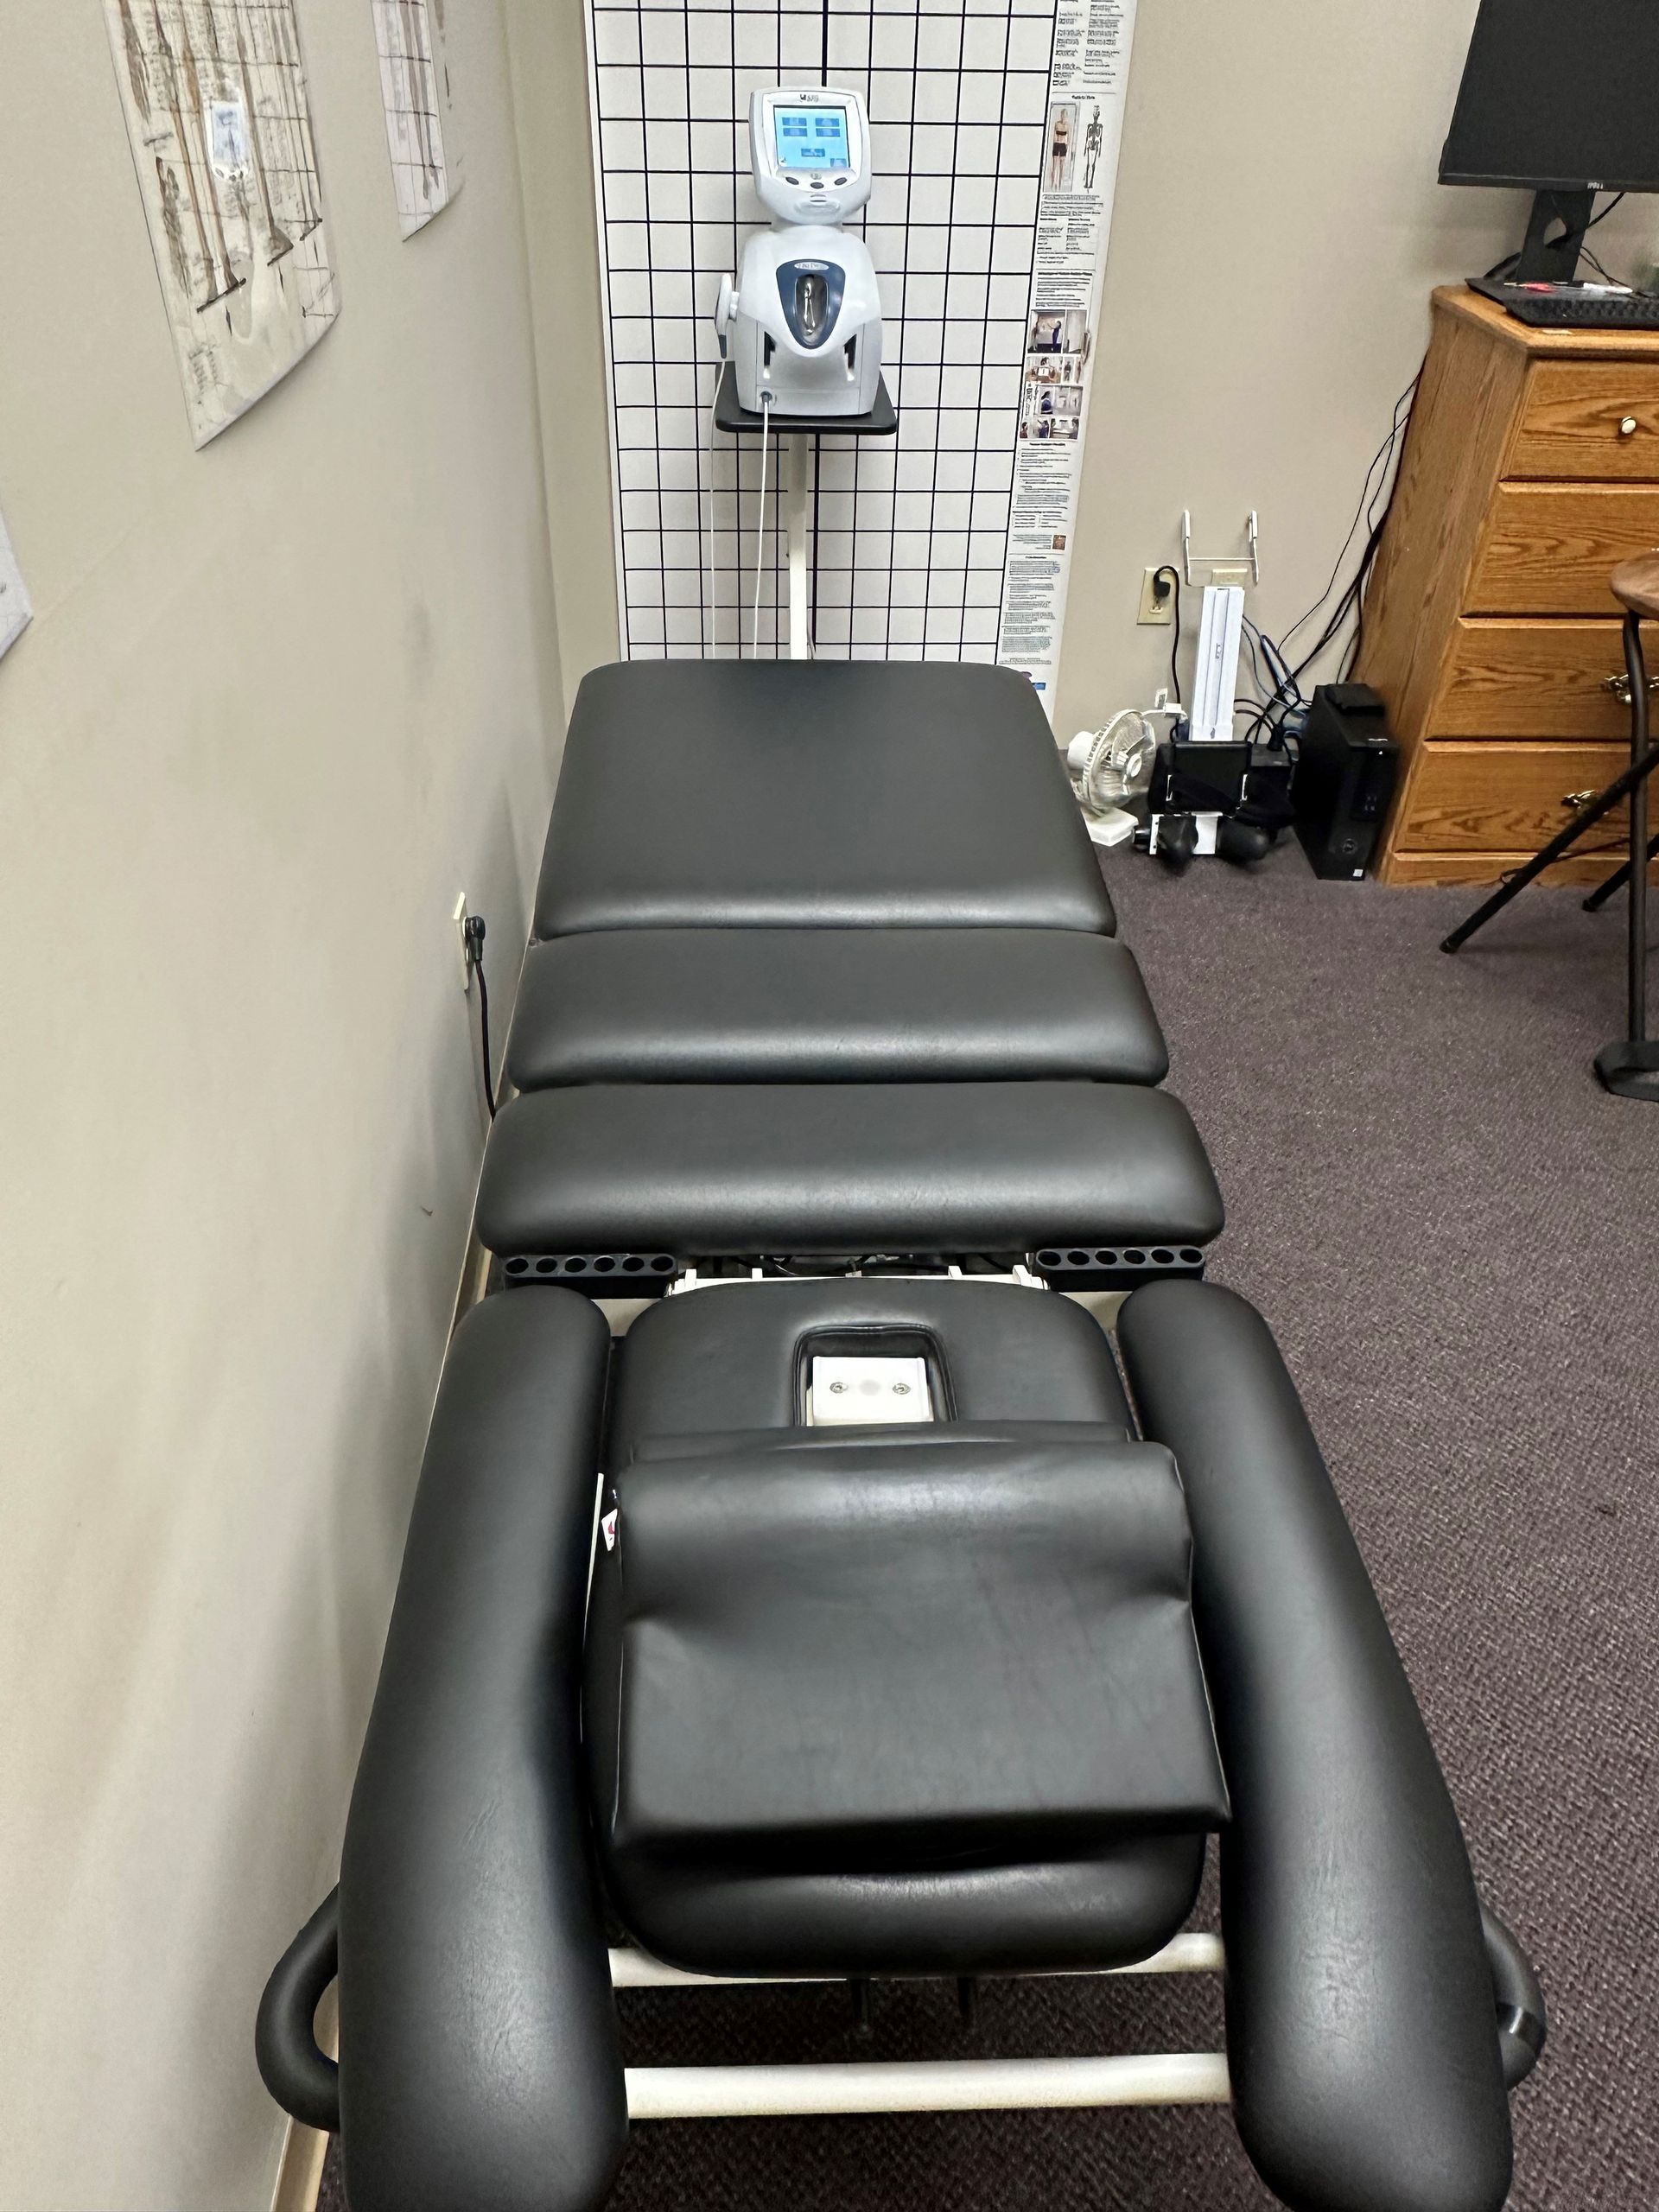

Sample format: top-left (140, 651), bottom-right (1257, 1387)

top-left (1066, 711), bottom-right (1160, 845)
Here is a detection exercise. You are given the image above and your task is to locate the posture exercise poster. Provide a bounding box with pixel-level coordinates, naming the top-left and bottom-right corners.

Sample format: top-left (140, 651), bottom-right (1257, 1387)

top-left (996, 0), bottom-right (1137, 701)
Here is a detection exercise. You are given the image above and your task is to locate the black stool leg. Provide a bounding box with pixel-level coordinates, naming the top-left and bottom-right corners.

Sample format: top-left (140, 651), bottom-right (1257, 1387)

top-left (1440, 610), bottom-right (1659, 957)
top-left (1581, 832), bottom-right (1659, 914)
top-left (1595, 613), bottom-right (1659, 1100)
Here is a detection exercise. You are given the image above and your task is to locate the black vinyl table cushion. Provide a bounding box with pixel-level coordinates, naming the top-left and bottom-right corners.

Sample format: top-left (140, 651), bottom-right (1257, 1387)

top-left (475, 1080), bottom-right (1224, 1260)
top-left (533, 661), bottom-right (1117, 939)
top-left (587, 1433), bottom-right (1228, 1878)
top-left (505, 927), bottom-right (1168, 1089)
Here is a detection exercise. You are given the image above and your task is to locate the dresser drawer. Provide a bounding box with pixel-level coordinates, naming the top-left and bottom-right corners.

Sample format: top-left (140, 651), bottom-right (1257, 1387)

top-left (1397, 741), bottom-right (1631, 853)
top-left (1467, 485), bottom-right (1659, 614)
top-left (1508, 362), bottom-right (1659, 481)
top-left (1430, 618), bottom-right (1659, 738)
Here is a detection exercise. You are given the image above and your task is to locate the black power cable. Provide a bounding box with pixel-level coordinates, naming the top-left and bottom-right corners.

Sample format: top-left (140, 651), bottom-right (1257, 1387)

top-left (462, 915), bottom-right (497, 1122)
top-left (1152, 564), bottom-right (1183, 703)
top-left (1239, 362), bottom-right (1423, 746)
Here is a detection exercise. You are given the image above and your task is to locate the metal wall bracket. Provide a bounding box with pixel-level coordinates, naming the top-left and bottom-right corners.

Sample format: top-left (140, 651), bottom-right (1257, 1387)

top-left (1182, 511), bottom-right (1261, 588)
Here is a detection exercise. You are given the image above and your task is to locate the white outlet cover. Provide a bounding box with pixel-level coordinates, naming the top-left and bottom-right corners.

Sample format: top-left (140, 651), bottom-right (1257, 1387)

top-left (453, 893), bottom-right (471, 991)
top-left (808, 1355), bottom-right (932, 1427)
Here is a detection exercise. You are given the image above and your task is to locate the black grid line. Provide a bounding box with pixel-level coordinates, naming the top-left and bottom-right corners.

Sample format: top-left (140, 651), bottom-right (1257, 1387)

top-left (589, 0), bottom-right (1058, 662)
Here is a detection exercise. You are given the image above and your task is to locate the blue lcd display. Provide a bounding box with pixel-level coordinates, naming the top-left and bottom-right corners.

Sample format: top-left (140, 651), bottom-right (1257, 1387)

top-left (774, 105), bottom-right (851, 173)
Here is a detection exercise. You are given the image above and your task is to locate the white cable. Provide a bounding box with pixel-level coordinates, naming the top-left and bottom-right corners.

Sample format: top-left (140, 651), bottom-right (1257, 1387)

top-left (752, 393), bottom-right (773, 660)
top-left (704, 381), bottom-right (721, 657)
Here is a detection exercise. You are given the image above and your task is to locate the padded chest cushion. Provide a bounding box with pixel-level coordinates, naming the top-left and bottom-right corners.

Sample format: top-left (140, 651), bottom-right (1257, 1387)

top-left (586, 1433), bottom-right (1230, 1878)
top-left (534, 662), bottom-right (1117, 939)
top-left (506, 929), bottom-right (1167, 1089)
top-left (477, 1081), bottom-right (1224, 1259)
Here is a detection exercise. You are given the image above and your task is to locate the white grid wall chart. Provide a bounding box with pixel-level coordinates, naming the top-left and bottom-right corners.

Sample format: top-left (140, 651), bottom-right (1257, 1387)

top-left (588, 0), bottom-right (1060, 660)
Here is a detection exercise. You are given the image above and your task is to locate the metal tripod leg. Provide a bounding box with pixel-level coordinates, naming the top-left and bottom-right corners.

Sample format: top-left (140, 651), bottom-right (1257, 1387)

top-left (1582, 831), bottom-right (1659, 914)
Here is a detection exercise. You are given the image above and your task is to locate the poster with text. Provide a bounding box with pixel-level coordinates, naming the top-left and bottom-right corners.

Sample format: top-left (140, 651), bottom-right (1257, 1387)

top-left (995, 0), bottom-right (1138, 707)
top-left (372, 0), bottom-right (463, 235)
top-left (104, 0), bottom-right (340, 448)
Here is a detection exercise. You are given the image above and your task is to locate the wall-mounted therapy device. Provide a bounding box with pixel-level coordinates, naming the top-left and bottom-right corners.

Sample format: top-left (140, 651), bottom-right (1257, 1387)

top-left (715, 88), bottom-right (883, 418)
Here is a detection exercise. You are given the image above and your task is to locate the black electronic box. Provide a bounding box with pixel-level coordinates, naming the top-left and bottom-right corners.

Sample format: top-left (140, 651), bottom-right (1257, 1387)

top-left (1293, 683), bottom-right (1401, 880)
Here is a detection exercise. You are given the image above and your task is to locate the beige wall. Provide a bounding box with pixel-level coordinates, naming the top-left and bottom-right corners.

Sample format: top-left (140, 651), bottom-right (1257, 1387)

top-left (506, 0), bottom-right (622, 712)
top-left (0, 6), bottom-right (562, 2208)
top-left (505, 0), bottom-right (1659, 730)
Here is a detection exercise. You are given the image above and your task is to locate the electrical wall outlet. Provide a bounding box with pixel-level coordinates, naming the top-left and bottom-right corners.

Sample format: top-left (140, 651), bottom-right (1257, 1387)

top-left (1138, 567), bottom-right (1176, 626)
top-left (453, 893), bottom-right (473, 992)
top-left (1208, 562), bottom-right (1253, 591)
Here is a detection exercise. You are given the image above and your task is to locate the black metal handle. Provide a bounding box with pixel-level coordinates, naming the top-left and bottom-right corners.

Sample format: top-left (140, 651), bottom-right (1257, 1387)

top-left (256, 1889), bottom-right (340, 2133)
top-left (1483, 1902), bottom-right (1547, 2090)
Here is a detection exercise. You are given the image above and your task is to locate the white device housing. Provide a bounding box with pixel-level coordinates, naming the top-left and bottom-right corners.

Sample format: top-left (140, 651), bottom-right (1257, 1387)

top-left (728, 228), bottom-right (883, 416)
top-left (1190, 586), bottom-right (1245, 746)
top-left (1149, 583), bottom-right (1245, 856)
top-left (717, 89), bottom-right (884, 419)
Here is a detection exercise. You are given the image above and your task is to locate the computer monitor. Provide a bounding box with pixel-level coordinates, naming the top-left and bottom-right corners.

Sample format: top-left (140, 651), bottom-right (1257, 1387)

top-left (1441, 0), bottom-right (1659, 282)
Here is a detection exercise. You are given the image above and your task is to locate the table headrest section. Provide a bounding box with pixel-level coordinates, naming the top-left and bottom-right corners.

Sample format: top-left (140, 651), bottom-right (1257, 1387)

top-left (586, 1431), bottom-right (1230, 1878)
top-left (505, 929), bottom-right (1167, 1090)
top-left (476, 1082), bottom-right (1224, 1261)
top-left (535, 662), bottom-right (1116, 939)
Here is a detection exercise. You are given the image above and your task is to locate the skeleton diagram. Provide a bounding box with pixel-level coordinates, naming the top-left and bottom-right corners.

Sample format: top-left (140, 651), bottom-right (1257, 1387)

top-left (1084, 107), bottom-right (1104, 190)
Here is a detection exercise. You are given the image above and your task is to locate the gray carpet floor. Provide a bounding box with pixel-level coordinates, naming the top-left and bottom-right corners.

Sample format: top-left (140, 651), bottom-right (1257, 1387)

top-left (321, 845), bottom-right (1658, 2212)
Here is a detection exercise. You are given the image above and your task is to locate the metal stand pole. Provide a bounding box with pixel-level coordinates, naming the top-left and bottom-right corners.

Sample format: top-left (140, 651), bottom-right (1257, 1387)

top-left (1593, 613), bottom-right (1659, 1099)
top-left (784, 432), bottom-right (812, 660)
top-left (1626, 633), bottom-right (1649, 1044)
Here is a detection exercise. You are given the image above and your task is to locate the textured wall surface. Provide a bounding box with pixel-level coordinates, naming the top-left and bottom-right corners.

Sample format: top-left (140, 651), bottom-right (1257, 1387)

top-left (0, 5), bottom-right (560, 2205)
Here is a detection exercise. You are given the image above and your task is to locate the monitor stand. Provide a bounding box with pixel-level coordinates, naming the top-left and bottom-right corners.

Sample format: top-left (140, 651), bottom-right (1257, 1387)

top-left (1511, 188), bottom-right (1597, 283)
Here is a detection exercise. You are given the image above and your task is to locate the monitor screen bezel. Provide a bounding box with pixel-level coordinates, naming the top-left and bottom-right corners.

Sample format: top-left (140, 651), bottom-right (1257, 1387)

top-left (1439, 0), bottom-right (1659, 194)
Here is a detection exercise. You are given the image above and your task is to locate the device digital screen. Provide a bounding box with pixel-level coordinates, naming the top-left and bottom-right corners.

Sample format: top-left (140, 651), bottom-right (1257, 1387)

top-left (774, 105), bottom-right (851, 174)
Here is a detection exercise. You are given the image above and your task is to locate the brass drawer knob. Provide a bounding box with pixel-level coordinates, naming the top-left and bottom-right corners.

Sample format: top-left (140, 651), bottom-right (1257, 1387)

top-left (1562, 790), bottom-right (1599, 810)
top-left (1620, 415), bottom-right (1639, 437)
top-left (1601, 672), bottom-right (1659, 702)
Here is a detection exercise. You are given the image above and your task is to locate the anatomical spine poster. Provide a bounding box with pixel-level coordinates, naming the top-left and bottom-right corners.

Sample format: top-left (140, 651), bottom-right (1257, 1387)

top-left (372, 0), bottom-right (463, 236)
top-left (103, 0), bottom-right (340, 448)
top-left (996, 0), bottom-right (1137, 703)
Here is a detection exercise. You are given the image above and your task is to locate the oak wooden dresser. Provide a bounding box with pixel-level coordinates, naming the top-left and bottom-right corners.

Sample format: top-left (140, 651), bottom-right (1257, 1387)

top-left (1357, 284), bottom-right (1659, 887)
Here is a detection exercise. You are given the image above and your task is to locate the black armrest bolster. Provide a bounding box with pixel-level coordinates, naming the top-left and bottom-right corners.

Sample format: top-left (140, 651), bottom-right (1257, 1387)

top-left (1117, 1282), bottom-right (1511, 2212)
top-left (338, 1292), bottom-right (626, 2212)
